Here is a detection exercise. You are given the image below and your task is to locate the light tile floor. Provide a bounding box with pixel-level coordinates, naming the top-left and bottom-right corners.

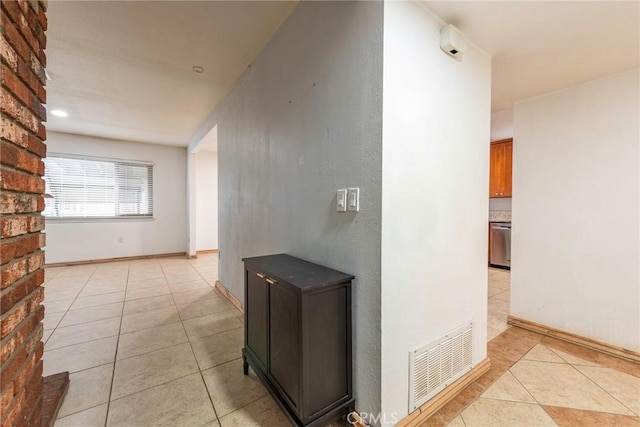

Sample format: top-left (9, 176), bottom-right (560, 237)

top-left (44, 254), bottom-right (290, 427)
top-left (431, 270), bottom-right (640, 427)
top-left (487, 267), bottom-right (510, 342)
top-left (45, 261), bottom-right (639, 426)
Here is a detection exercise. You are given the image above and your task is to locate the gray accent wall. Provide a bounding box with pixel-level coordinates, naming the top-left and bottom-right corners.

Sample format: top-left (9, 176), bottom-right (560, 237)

top-left (213, 1), bottom-right (383, 417)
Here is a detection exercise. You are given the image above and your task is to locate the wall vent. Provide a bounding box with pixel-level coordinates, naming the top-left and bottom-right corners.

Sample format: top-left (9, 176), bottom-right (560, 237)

top-left (408, 322), bottom-right (473, 411)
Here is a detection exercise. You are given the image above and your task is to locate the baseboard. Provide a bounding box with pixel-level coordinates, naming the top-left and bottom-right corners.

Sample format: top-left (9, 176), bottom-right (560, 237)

top-left (44, 252), bottom-right (188, 267)
top-left (507, 315), bottom-right (640, 364)
top-left (215, 280), bottom-right (244, 312)
top-left (346, 411), bottom-right (368, 427)
top-left (397, 358), bottom-right (492, 427)
top-left (196, 249), bottom-right (218, 255)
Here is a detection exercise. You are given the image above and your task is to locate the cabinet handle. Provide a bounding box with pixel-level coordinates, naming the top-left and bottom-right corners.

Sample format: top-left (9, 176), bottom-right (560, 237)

top-left (266, 278), bottom-right (276, 285)
top-left (256, 273), bottom-right (265, 279)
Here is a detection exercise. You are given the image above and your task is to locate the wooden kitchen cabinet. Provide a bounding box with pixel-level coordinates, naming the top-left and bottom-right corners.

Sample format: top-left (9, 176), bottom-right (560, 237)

top-left (489, 138), bottom-right (513, 198)
top-left (242, 254), bottom-right (354, 426)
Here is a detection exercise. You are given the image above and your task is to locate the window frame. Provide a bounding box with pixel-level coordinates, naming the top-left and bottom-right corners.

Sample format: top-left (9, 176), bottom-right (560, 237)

top-left (43, 152), bottom-right (155, 222)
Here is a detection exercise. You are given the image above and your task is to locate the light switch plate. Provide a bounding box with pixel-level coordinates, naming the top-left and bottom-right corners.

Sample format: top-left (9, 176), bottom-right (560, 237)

top-left (347, 187), bottom-right (360, 212)
top-left (337, 189), bottom-right (347, 212)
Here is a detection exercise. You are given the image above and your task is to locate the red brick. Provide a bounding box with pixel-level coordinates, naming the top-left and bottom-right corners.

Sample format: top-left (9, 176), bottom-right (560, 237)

top-left (0, 168), bottom-right (44, 193)
top-left (1, 63), bottom-right (31, 108)
top-left (1, 5), bottom-right (46, 425)
top-left (16, 54), bottom-right (47, 107)
top-left (36, 121), bottom-right (45, 139)
top-left (0, 312), bottom-right (43, 366)
top-left (16, 149), bottom-right (40, 174)
top-left (0, 116), bottom-right (29, 148)
top-left (0, 294), bottom-right (43, 339)
top-left (0, 234), bottom-right (40, 263)
top-left (1, 33), bottom-right (18, 71)
top-left (1, 257), bottom-right (27, 288)
top-left (36, 3), bottom-right (45, 27)
top-left (0, 345), bottom-right (27, 392)
top-left (1, 86), bottom-right (37, 132)
top-left (1, 385), bottom-right (26, 426)
top-left (27, 134), bottom-right (45, 157)
top-left (0, 215), bottom-right (29, 238)
top-left (2, 0), bottom-right (39, 56)
top-left (1, 11), bottom-right (29, 61)
top-left (27, 250), bottom-right (43, 273)
top-left (27, 216), bottom-right (44, 232)
top-left (1, 333), bottom-right (18, 365)
top-left (36, 196), bottom-right (44, 212)
top-left (0, 272), bottom-right (39, 312)
top-left (1, 140), bottom-right (19, 167)
top-left (1, 240), bottom-right (17, 264)
top-left (0, 382), bottom-right (16, 415)
top-left (0, 192), bottom-right (39, 214)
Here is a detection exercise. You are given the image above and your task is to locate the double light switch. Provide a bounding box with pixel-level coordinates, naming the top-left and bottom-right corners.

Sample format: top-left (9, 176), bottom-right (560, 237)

top-left (337, 188), bottom-right (360, 213)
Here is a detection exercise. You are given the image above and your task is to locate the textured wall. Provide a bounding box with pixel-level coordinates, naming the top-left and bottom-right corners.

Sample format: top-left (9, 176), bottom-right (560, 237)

top-left (512, 69), bottom-right (640, 351)
top-left (214, 1), bottom-right (383, 418)
top-left (0, 0), bottom-right (48, 424)
top-left (381, 2), bottom-right (492, 421)
top-left (44, 132), bottom-right (188, 264)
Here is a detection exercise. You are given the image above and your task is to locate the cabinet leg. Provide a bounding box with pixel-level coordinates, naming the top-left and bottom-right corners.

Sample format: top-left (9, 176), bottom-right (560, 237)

top-left (243, 356), bottom-right (249, 375)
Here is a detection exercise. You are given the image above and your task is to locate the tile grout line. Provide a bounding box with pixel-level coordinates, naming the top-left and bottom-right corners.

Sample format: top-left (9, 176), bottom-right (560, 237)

top-left (565, 360), bottom-right (638, 416)
top-left (44, 268), bottom-right (98, 347)
top-left (103, 263), bottom-right (132, 427)
top-left (164, 261), bottom-right (222, 426)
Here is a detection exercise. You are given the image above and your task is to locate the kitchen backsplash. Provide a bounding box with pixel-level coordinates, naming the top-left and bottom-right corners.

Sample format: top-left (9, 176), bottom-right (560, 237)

top-left (489, 197), bottom-right (512, 212)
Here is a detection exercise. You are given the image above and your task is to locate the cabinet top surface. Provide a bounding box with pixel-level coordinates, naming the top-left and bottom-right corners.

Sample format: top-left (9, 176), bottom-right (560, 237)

top-left (242, 254), bottom-right (354, 290)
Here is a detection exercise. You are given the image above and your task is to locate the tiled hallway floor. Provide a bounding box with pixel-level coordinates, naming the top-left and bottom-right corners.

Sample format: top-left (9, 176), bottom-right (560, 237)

top-left (463, 268), bottom-right (640, 427)
top-left (45, 259), bottom-right (639, 426)
top-left (487, 267), bottom-right (510, 342)
top-left (43, 254), bottom-right (290, 426)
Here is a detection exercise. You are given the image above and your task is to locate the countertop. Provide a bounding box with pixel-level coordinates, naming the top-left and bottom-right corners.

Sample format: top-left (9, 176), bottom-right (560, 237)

top-left (489, 210), bottom-right (511, 222)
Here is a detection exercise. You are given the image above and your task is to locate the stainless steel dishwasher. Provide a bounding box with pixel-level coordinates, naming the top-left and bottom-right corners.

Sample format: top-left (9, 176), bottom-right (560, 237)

top-left (490, 222), bottom-right (511, 269)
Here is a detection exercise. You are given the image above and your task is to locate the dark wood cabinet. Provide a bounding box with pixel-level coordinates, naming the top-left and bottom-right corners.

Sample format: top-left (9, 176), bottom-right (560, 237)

top-left (489, 138), bottom-right (513, 198)
top-left (242, 254), bottom-right (354, 426)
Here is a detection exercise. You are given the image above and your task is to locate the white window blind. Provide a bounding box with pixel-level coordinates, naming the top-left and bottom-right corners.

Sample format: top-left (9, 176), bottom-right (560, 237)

top-left (43, 154), bottom-right (153, 219)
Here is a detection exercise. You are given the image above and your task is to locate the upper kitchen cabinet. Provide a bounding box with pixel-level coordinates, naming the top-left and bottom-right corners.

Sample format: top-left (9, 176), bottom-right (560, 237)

top-left (489, 138), bottom-right (513, 198)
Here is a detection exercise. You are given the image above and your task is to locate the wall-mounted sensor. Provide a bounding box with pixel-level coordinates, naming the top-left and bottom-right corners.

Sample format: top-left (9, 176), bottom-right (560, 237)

top-left (440, 24), bottom-right (467, 60)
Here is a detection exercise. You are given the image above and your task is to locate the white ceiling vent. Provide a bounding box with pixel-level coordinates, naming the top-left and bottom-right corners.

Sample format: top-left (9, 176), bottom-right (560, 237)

top-left (408, 322), bottom-right (474, 411)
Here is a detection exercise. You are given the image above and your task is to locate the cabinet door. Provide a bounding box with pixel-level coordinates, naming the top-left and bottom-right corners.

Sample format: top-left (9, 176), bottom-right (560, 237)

top-left (502, 141), bottom-right (513, 197)
top-left (489, 139), bottom-right (513, 198)
top-left (269, 281), bottom-right (299, 409)
top-left (246, 271), bottom-right (268, 370)
top-left (489, 142), bottom-right (503, 197)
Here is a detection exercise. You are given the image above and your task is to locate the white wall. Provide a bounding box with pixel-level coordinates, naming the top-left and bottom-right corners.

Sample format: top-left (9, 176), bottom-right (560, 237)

top-left (489, 108), bottom-right (513, 211)
top-left (195, 150), bottom-right (218, 251)
top-left (512, 69), bottom-right (640, 352)
top-left (212, 2), bottom-right (384, 419)
top-left (45, 132), bottom-right (188, 263)
top-left (490, 107), bottom-right (513, 141)
top-left (381, 2), bottom-right (491, 422)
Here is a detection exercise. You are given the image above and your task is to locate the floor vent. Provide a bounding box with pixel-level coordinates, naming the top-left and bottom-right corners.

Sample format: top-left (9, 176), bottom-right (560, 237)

top-left (408, 322), bottom-right (474, 411)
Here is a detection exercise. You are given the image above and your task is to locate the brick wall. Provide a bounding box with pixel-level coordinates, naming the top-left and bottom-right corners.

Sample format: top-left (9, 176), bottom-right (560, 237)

top-left (1, 0), bottom-right (48, 425)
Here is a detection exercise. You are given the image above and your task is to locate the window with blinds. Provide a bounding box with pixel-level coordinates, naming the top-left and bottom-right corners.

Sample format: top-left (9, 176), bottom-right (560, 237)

top-left (43, 154), bottom-right (154, 219)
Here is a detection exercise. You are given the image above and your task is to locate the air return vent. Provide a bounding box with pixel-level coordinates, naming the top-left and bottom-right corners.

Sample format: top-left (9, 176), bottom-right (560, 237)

top-left (408, 322), bottom-right (473, 411)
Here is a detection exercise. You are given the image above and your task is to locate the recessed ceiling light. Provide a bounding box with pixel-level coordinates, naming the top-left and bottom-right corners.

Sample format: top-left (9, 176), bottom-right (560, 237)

top-left (51, 110), bottom-right (68, 118)
top-left (192, 65), bottom-right (204, 74)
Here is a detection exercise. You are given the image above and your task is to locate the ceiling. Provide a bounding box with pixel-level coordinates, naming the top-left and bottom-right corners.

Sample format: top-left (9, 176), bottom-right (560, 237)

top-left (46, 1), bottom-right (639, 148)
top-left (46, 1), bottom-right (297, 147)
top-left (425, 1), bottom-right (640, 112)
